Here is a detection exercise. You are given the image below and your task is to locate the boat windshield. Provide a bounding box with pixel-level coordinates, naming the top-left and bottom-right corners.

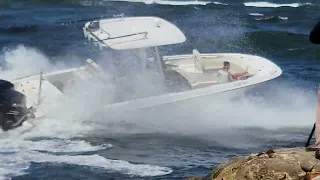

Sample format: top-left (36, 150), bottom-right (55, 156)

top-left (96, 47), bottom-right (162, 77)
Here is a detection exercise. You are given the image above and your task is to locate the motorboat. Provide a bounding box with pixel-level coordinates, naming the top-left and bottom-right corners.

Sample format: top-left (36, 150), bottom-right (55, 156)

top-left (0, 16), bottom-right (282, 132)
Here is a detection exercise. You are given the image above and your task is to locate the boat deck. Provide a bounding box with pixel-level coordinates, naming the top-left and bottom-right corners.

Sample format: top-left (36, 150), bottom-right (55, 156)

top-left (163, 51), bottom-right (250, 89)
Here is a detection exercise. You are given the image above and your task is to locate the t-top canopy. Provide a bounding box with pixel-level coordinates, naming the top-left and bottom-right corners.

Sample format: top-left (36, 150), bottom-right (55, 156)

top-left (83, 16), bottom-right (186, 50)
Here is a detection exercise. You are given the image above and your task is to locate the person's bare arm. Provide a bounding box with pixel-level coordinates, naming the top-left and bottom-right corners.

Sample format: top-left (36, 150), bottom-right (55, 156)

top-left (227, 71), bottom-right (236, 81)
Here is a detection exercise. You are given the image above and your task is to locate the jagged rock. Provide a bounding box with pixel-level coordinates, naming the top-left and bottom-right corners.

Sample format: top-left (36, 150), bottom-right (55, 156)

top-left (186, 148), bottom-right (320, 180)
top-left (266, 149), bottom-right (276, 158)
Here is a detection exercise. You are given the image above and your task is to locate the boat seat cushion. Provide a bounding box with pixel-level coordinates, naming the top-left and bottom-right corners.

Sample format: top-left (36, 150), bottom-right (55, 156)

top-left (192, 49), bottom-right (224, 72)
top-left (174, 69), bottom-right (219, 88)
top-left (193, 49), bottom-right (205, 72)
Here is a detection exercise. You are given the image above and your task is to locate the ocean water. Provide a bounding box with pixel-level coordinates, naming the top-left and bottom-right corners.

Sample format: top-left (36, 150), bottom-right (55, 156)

top-left (0, 0), bottom-right (319, 179)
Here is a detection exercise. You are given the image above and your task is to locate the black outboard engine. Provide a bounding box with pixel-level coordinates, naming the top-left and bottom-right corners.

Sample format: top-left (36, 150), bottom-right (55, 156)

top-left (0, 79), bottom-right (35, 131)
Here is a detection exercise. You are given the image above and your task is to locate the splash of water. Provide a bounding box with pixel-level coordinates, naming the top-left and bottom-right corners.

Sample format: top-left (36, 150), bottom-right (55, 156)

top-left (0, 45), bottom-right (173, 179)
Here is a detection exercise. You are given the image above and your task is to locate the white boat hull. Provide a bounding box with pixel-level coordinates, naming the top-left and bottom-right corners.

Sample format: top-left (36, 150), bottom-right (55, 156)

top-left (101, 83), bottom-right (254, 124)
top-left (5, 51), bottom-right (280, 132)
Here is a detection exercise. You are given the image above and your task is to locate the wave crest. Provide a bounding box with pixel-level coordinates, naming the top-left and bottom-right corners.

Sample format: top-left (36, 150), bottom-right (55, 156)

top-left (244, 2), bottom-right (315, 8)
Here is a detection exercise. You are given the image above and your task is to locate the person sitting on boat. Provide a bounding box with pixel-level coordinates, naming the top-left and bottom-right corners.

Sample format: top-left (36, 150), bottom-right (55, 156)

top-left (217, 61), bottom-right (249, 83)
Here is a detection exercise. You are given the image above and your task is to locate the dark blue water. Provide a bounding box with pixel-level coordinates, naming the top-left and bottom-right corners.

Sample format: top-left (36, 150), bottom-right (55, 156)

top-left (0, 0), bottom-right (320, 180)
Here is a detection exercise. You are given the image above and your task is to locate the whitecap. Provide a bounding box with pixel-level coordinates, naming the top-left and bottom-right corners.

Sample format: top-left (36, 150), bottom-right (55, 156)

top-left (244, 2), bottom-right (300, 8)
top-left (278, 16), bottom-right (288, 20)
top-left (105, 0), bottom-right (227, 6)
top-left (249, 13), bottom-right (264, 16)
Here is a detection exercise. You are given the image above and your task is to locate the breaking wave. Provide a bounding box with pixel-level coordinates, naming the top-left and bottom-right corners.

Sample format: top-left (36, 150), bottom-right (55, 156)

top-left (244, 2), bottom-right (315, 8)
top-left (253, 16), bottom-right (288, 21)
top-left (249, 13), bottom-right (264, 16)
top-left (98, 0), bottom-right (228, 6)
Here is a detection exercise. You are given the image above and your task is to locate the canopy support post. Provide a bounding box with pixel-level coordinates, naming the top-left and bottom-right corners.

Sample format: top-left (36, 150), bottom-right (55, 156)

top-left (155, 46), bottom-right (165, 74)
top-left (37, 69), bottom-right (43, 105)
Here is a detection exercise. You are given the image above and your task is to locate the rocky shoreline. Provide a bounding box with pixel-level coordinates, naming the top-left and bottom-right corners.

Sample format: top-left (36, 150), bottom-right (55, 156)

top-left (187, 148), bottom-right (320, 180)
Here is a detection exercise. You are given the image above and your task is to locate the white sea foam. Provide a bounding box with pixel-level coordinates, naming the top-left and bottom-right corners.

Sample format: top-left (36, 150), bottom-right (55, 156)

top-left (105, 0), bottom-right (228, 6)
top-left (278, 16), bottom-right (288, 20)
top-left (254, 16), bottom-right (288, 21)
top-left (0, 138), bottom-right (171, 179)
top-left (244, 2), bottom-right (304, 8)
top-left (249, 13), bottom-right (264, 16)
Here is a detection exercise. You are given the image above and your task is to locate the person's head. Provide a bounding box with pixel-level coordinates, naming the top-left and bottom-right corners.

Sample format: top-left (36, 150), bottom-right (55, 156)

top-left (223, 61), bottom-right (230, 70)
